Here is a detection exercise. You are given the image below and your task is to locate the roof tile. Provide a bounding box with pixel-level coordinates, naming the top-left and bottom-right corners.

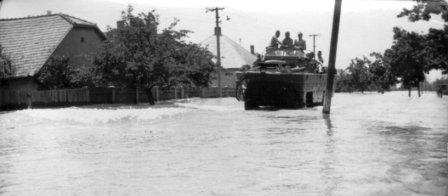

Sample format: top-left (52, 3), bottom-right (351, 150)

top-left (0, 14), bottom-right (101, 78)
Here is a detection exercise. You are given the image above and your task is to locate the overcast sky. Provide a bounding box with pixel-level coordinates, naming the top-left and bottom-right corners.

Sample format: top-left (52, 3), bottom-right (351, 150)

top-left (0, 0), bottom-right (445, 80)
top-left (104, 0), bottom-right (413, 12)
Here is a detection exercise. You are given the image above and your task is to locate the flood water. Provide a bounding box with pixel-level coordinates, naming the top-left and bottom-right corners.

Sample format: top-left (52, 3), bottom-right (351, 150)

top-left (0, 91), bottom-right (447, 195)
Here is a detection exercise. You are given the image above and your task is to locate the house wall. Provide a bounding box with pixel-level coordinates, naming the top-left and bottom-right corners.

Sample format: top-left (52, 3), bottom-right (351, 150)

top-left (211, 68), bottom-right (240, 88)
top-left (51, 27), bottom-right (104, 68)
top-left (1, 27), bottom-right (104, 92)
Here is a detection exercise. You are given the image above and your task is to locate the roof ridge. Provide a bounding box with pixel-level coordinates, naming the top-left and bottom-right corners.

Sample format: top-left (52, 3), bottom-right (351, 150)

top-left (221, 35), bottom-right (255, 56)
top-left (0, 13), bottom-right (95, 25)
top-left (58, 14), bottom-right (95, 25)
top-left (0, 14), bottom-right (61, 21)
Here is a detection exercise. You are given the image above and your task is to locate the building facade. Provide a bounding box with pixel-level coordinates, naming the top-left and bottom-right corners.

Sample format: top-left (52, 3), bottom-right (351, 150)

top-left (0, 13), bottom-right (105, 91)
top-left (201, 35), bottom-right (257, 87)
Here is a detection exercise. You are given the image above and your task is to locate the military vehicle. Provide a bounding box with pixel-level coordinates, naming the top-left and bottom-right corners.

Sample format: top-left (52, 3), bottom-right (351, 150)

top-left (235, 50), bottom-right (327, 110)
top-left (437, 84), bottom-right (448, 97)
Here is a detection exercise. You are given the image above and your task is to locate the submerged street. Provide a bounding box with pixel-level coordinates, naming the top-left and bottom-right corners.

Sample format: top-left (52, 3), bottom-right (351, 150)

top-left (0, 92), bottom-right (447, 195)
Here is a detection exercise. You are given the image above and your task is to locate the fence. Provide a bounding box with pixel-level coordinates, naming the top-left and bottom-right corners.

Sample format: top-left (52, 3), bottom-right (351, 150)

top-left (0, 86), bottom-right (235, 110)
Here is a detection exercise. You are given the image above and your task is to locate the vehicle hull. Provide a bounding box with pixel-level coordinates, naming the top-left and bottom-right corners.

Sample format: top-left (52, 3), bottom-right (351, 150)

top-left (237, 72), bottom-right (327, 110)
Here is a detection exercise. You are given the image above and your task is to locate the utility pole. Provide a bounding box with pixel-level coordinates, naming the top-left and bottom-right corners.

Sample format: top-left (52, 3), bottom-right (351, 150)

top-left (322, 0), bottom-right (342, 114)
top-left (309, 34), bottom-right (320, 60)
top-left (206, 7), bottom-right (225, 97)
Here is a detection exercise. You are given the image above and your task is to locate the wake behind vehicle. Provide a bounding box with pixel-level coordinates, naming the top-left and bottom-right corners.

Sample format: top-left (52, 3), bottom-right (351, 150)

top-left (235, 50), bottom-right (327, 110)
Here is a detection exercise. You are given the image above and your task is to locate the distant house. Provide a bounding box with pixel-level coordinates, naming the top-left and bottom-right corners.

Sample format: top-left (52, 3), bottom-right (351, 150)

top-left (0, 13), bottom-right (105, 91)
top-left (201, 35), bottom-right (257, 87)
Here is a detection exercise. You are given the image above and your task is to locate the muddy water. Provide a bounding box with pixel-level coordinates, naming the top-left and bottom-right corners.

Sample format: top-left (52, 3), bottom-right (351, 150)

top-left (0, 91), bottom-right (447, 195)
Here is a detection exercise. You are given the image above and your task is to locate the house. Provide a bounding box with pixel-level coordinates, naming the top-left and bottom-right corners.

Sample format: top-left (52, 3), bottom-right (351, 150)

top-left (0, 13), bottom-right (105, 91)
top-left (201, 35), bottom-right (257, 87)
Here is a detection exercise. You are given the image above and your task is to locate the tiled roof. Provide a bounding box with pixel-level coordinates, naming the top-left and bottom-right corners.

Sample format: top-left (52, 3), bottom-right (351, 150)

top-left (201, 35), bottom-right (257, 69)
top-left (0, 14), bottom-right (104, 78)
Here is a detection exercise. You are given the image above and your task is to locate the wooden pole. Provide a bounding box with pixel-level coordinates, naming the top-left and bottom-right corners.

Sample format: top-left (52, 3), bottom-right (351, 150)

top-left (207, 7), bottom-right (225, 97)
top-left (214, 8), bottom-right (223, 97)
top-left (323, 0), bottom-right (342, 114)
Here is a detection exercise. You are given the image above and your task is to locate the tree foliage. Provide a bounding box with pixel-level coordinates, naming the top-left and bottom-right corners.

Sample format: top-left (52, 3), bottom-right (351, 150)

top-left (346, 57), bottom-right (372, 93)
top-left (36, 56), bottom-right (93, 89)
top-left (368, 52), bottom-right (397, 92)
top-left (37, 56), bottom-right (74, 89)
top-left (397, 0), bottom-right (448, 74)
top-left (424, 25), bottom-right (448, 74)
top-left (335, 69), bottom-right (355, 92)
top-left (384, 27), bottom-right (428, 89)
top-left (336, 53), bottom-right (397, 93)
top-left (94, 6), bottom-right (215, 89)
top-left (336, 57), bottom-right (372, 93)
top-left (398, 0), bottom-right (448, 22)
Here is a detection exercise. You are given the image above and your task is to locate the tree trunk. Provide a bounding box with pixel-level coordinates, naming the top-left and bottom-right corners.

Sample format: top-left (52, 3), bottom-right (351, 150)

top-left (145, 87), bottom-right (155, 105)
top-left (417, 84), bottom-right (421, 97)
top-left (408, 88), bottom-right (411, 97)
top-left (136, 85), bottom-right (139, 104)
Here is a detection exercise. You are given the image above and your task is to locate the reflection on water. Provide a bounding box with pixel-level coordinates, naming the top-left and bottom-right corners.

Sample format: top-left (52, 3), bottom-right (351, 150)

top-left (323, 114), bottom-right (333, 136)
top-left (0, 91), bottom-right (447, 195)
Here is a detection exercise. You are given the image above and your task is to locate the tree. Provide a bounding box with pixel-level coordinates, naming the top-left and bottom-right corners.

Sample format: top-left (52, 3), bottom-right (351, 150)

top-left (424, 26), bottom-right (448, 74)
top-left (36, 55), bottom-right (94, 89)
top-left (36, 56), bottom-right (73, 89)
top-left (94, 6), bottom-right (215, 91)
top-left (346, 56), bottom-right (372, 93)
top-left (335, 69), bottom-right (354, 92)
top-left (368, 52), bottom-right (397, 93)
top-left (398, 0), bottom-right (448, 74)
top-left (36, 56), bottom-right (92, 89)
top-left (398, 0), bottom-right (448, 22)
top-left (335, 53), bottom-right (397, 93)
top-left (384, 27), bottom-right (428, 96)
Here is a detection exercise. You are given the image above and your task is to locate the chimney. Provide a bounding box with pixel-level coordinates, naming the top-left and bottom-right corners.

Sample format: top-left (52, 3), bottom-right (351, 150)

top-left (250, 45), bottom-right (255, 55)
top-left (116, 20), bottom-right (125, 29)
top-left (46, 10), bottom-right (52, 15)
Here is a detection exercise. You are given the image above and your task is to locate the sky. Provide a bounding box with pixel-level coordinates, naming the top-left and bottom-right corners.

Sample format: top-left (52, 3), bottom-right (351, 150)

top-left (104, 0), bottom-right (413, 12)
top-left (0, 0), bottom-right (446, 80)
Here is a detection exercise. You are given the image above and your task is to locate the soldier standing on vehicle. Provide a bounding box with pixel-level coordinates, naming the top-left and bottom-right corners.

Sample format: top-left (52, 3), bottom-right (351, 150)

top-left (267, 30), bottom-right (282, 55)
top-left (281, 31), bottom-right (294, 51)
top-left (270, 30), bottom-right (281, 49)
top-left (294, 32), bottom-right (307, 52)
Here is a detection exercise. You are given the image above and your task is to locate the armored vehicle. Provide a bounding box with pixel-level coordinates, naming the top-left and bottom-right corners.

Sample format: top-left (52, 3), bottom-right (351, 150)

top-left (437, 84), bottom-right (448, 97)
top-left (235, 50), bottom-right (327, 110)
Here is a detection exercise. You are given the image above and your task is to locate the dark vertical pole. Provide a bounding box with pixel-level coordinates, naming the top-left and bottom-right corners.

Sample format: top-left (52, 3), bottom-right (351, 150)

top-left (207, 7), bottom-right (225, 97)
top-left (136, 75), bottom-right (141, 104)
top-left (323, 0), bottom-right (342, 114)
top-left (214, 9), bottom-right (223, 97)
top-left (418, 82), bottom-right (421, 97)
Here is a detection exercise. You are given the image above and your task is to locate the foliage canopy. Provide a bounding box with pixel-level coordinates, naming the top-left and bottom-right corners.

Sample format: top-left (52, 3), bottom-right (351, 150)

top-left (94, 6), bottom-right (216, 90)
